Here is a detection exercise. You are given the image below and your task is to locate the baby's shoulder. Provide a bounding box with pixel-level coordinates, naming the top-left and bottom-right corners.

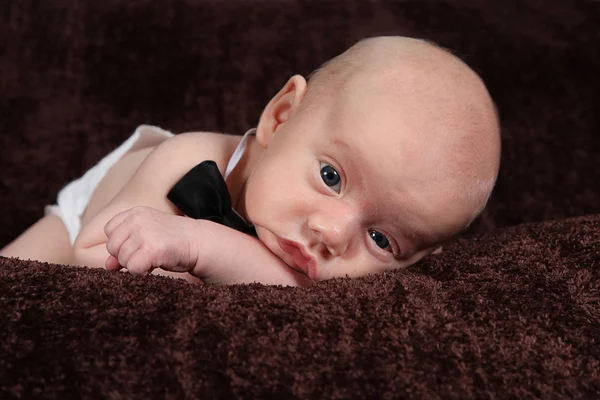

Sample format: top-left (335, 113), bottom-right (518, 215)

top-left (157, 130), bottom-right (242, 174)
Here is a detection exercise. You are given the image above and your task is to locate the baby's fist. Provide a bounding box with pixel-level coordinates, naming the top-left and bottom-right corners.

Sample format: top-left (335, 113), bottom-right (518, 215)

top-left (104, 206), bottom-right (199, 276)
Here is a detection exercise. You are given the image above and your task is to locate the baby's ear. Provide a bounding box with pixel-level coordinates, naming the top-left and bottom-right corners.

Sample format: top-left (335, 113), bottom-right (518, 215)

top-left (256, 75), bottom-right (307, 148)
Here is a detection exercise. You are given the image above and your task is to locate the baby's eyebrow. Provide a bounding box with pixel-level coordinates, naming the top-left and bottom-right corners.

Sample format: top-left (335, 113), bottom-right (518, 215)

top-left (402, 220), bottom-right (430, 242)
top-left (329, 135), bottom-right (365, 189)
top-left (330, 136), bottom-right (352, 154)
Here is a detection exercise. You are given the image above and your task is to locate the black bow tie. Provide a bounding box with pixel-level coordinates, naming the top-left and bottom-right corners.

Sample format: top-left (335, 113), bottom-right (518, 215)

top-left (167, 160), bottom-right (257, 237)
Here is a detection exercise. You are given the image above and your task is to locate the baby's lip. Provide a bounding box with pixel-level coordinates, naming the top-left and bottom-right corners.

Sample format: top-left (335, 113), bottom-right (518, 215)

top-left (276, 237), bottom-right (318, 281)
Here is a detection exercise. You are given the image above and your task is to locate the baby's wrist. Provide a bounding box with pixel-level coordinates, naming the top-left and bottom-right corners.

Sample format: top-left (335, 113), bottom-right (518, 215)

top-left (187, 219), bottom-right (211, 279)
top-left (187, 219), bottom-right (236, 281)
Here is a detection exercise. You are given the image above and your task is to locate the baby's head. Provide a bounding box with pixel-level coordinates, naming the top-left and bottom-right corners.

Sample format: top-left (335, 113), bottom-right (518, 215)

top-left (239, 36), bottom-right (500, 281)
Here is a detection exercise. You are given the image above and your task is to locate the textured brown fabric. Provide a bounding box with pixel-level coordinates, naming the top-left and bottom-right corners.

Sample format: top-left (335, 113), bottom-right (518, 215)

top-left (1, 0), bottom-right (599, 398)
top-left (1, 214), bottom-right (599, 398)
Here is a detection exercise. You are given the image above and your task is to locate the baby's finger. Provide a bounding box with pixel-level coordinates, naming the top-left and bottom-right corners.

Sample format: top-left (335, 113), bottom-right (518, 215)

top-left (116, 237), bottom-right (142, 269)
top-left (104, 208), bottom-right (134, 237)
top-left (105, 223), bottom-right (132, 259)
top-left (124, 250), bottom-right (154, 276)
top-left (105, 255), bottom-right (122, 271)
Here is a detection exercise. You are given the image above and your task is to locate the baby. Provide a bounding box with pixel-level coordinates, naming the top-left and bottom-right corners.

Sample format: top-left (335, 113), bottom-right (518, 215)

top-left (0, 36), bottom-right (501, 286)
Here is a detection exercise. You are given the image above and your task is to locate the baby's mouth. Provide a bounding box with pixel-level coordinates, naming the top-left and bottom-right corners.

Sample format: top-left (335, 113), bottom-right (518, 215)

top-left (276, 237), bottom-right (318, 280)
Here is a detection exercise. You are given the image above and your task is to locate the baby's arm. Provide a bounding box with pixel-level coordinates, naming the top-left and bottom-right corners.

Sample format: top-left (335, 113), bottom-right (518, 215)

top-left (72, 132), bottom-right (237, 279)
top-left (192, 220), bottom-right (312, 286)
top-left (103, 206), bottom-right (312, 286)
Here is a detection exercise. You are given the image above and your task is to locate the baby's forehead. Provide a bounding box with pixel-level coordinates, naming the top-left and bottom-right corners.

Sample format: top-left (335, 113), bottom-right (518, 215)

top-left (320, 68), bottom-right (494, 157)
top-left (315, 44), bottom-right (490, 118)
top-left (326, 84), bottom-right (442, 148)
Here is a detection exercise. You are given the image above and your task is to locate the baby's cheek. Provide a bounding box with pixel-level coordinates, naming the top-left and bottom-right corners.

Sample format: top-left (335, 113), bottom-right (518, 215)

top-left (253, 225), bottom-right (270, 246)
top-left (254, 226), bottom-right (279, 255)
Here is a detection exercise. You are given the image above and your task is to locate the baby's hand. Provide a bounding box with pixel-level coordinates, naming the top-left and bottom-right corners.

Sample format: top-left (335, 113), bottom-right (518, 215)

top-left (104, 206), bottom-right (200, 276)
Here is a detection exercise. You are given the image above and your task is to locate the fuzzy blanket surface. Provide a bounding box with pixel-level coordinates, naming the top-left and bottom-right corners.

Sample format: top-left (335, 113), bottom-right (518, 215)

top-left (1, 0), bottom-right (599, 398)
top-left (2, 215), bottom-right (599, 398)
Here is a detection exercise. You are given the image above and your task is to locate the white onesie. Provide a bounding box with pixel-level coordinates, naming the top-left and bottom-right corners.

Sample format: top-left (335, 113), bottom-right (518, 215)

top-left (46, 125), bottom-right (255, 244)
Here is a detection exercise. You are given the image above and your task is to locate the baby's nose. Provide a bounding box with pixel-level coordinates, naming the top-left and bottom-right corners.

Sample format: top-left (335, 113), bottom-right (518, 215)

top-left (308, 204), bottom-right (357, 256)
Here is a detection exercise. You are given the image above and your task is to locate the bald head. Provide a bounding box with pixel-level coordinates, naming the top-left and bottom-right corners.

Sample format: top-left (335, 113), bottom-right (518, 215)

top-left (302, 36), bottom-right (501, 233)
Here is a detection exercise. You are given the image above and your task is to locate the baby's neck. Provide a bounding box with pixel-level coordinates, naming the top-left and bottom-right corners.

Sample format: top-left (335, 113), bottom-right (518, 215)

top-left (226, 134), bottom-right (263, 220)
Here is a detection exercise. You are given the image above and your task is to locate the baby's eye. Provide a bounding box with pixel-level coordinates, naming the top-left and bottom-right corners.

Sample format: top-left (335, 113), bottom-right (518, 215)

top-left (320, 162), bottom-right (341, 193)
top-left (369, 230), bottom-right (391, 251)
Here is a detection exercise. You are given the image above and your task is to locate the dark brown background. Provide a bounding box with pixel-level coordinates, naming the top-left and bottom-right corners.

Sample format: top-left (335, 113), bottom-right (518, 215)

top-left (1, 1), bottom-right (599, 398)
